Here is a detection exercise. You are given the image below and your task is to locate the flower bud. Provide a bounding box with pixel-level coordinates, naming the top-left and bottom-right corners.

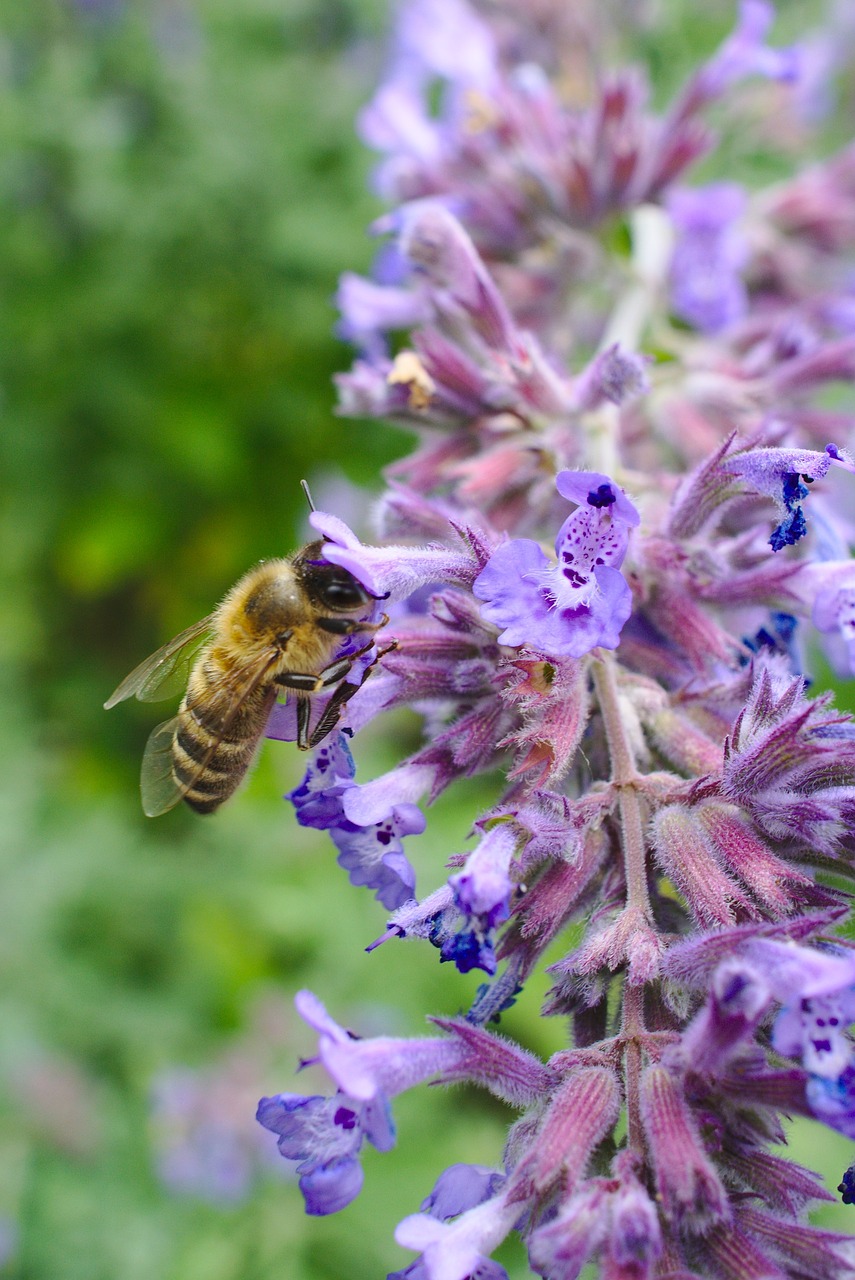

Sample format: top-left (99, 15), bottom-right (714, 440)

top-left (677, 958), bottom-right (770, 1075)
top-left (651, 805), bottom-right (754, 927)
top-left (605, 1175), bottom-right (662, 1279)
top-left (640, 1065), bottom-right (729, 1228)
top-left (517, 1068), bottom-right (621, 1196)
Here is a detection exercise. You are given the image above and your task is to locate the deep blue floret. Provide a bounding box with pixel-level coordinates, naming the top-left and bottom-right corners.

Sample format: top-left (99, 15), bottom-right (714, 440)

top-left (467, 971), bottom-right (522, 1026)
top-left (770, 505), bottom-right (807, 551)
top-left (782, 471), bottom-right (810, 511)
top-left (771, 611), bottom-right (798, 643)
top-left (839, 1163), bottom-right (855, 1205)
top-left (439, 929), bottom-right (497, 975)
top-left (743, 611), bottom-right (800, 669)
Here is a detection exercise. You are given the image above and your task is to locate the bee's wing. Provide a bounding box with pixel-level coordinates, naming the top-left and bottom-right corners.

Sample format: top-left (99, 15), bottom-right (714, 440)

top-left (104, 616), bottom-right (214, 709)
top-left (139, 651), bottom-right (281, 817)
top-left (140, 716), bottom-right (186, 817)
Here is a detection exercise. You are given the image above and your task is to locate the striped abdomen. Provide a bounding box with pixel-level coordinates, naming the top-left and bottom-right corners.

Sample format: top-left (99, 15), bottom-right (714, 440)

top-left (172, 657), bottom-right (276, 814)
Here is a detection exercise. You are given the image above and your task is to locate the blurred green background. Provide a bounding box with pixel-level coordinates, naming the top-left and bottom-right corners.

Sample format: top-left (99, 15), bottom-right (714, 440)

top-left (0, 2), bottom-right (852, 1278)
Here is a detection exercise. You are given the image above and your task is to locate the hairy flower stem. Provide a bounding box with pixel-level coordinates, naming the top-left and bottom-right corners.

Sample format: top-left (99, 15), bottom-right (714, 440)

top-left (591, 654), bottom-right (652, 917)
top-left (622, 982), bottom-right (647, 1156)
top-left (592, 655), bottom-right (653, 1156)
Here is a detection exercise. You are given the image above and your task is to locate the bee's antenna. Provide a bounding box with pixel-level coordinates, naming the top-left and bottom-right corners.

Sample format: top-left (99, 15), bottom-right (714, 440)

top-left (300, 479), bottom-right (316, 512)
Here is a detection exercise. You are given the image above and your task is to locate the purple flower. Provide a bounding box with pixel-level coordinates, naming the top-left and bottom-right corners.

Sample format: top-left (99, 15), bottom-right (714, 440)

top-left (449, 823), bottom-right (518, 929)
top-left (359, 80), bottom-right (443, 171)
top-left (769, 945), bottom-right (855, 1136)
top-left (675, 959), bottom-right (771, 1075)
top-left (692, 0), bottom-right (801, 102)
top-left (811, 563), bottom-right (855, 673)
top-left (668, 183), bottom-right (749, 333)
top-left (247, 1), bottom-right (855, 1271)
top-left (340, 762), bottom-right (438, 826)
top-left (331, 803), bottom-right (423, 910)
top-left (395, 1188), bottom-right (518, 1280)
top-left (387, 1167), bottom-right (508, 1278)
top-left (358, 0), bottom-right (498, 197)
top-left (420, 1163), bottom-right (505, 1220)
top-left (259, 990), bottom-right (490, 1215)
top-left (528, 1165), bottom-right (662, 1280)
top-left (528, 1181), bottom-right (610, 1279)
top-left (336, 271), bottom-right (429, 355)
top-left (310, 509), bottom-right (481, 601)
top-left (472, 471), bottom-right (639, 658)
top-left (606, 1173), bottom-right (663, 1276)
top-left (259, 994), bottom-right (554, 1214)
top-left (721, 443), bottom-right (855, 551)
top-left (256, 1091), bottom-right (392, 1215)
top-left (389, 0), bottom-right (498, 94)
top-left (286, 734), bottom-right (357, 830)
top-left (297, 990), bottom-right (465, 1103)
top-left (776, 985), bottom-right (855, 1079)
top-left (437, 822), bottom-right (523, 975)
top-left (393, 201), bottom-right (519, 354)
top-left (284, 738), bottom-right (422, 908)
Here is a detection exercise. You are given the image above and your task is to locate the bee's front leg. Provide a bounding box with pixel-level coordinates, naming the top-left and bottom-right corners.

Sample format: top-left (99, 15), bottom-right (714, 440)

top-left (304, 640), bottom-right (398, 749)
top-left (316, 612), bottom-right (389, 637)
top-left (275, 638), bottom-right (377, 750)
top-left (275, 639), bottom-right (398, 750)
top-left (273, 633), bottom-right (379, 698)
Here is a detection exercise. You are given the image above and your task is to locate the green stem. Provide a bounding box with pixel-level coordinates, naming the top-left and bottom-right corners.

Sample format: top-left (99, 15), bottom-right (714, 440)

top-left (585, 203), bottom-right (672, 478)
top-left (599, 204), bottom-right (673, 354)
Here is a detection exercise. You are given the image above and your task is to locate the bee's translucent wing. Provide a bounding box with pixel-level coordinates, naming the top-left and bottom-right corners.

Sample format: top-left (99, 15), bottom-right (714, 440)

top-left (104, 616), bottom-right (214, 709)
top-left (139, 653), bottom-right (281, 816)
top-left (140, 716), bottom-right (186, 816)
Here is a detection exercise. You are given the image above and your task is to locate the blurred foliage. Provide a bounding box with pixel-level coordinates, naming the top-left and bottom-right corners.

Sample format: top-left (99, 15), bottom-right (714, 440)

top-left (0, 2), bottom-right (853, 1278)
top-left (0, 0), bottom-right (398, 785)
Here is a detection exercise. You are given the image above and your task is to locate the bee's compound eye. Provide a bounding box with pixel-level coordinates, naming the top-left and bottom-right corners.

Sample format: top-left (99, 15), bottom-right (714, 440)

top-left (300, 556), bottom-right (372, 612)
top-left (318, 573), bottom-right (368, 610)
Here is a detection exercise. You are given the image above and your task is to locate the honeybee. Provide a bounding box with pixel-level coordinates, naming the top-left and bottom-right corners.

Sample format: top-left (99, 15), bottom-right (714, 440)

top-left (105, 543), bottom-right (386, 816)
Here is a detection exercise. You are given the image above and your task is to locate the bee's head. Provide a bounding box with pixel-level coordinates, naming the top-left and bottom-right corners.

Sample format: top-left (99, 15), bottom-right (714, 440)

top-left (294, 542), bottom-right (374, 615)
